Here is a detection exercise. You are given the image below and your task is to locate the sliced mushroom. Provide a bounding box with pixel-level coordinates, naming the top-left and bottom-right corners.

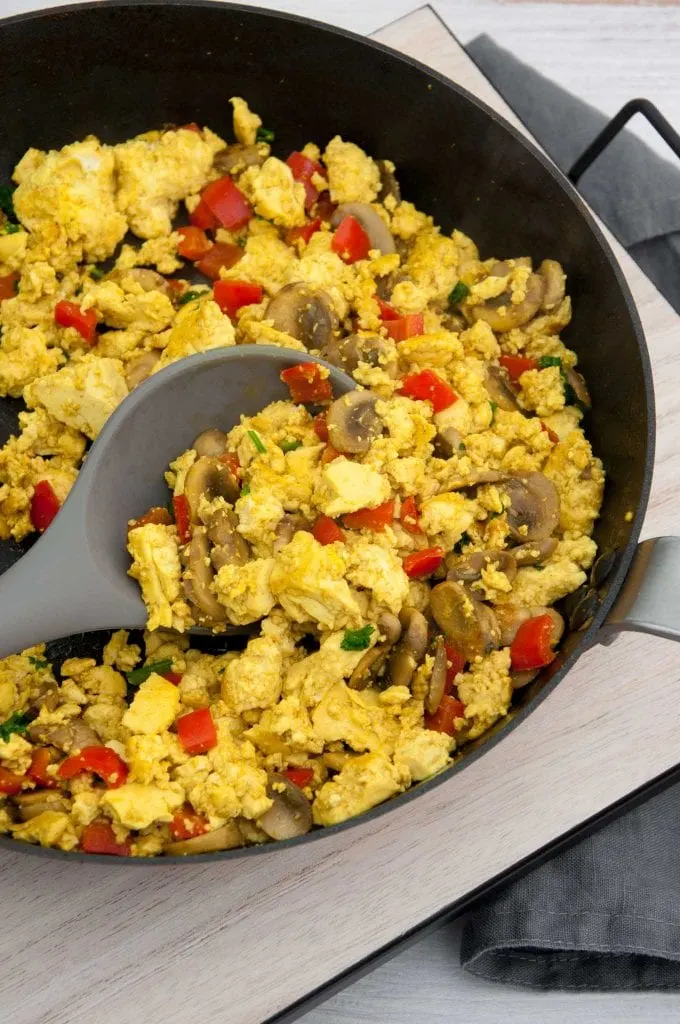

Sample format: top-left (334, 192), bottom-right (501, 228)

top-left (446, 550), bottom-right (517, 584)
top-left (125, 351), bottom-right (160, 390)
top-left (265, 283), bottom-right (337, 350)
top-left (13, 791), bottom-right (69, 822)
top-left (377, 159), bottom-right (401, 203)
top-left (511, 669), bottom-right (539, 690)
top-left (109, 268), bottom-right (174, 299)
top-left (348, 612), bottom-right (402, 690)
top-left (183, 456), bottom-right (240, 523)
top-left (425, 636), bottom-right (448, 716)
top-left (434, 426), bottom-right (462, 460)
top-left (258, 773), bottom-right (313, 840)
top-left (331, 203), bottom-right (396, 255)
top-left (538, 259), bottom-right (566, 311)
top-left (326, 391), bottom-right (382, 454)
top-left (387, 608), bottom-right (428, 689)
top-left (164, 820), bottom-right (244, 856)
top-left (323, 333), bottom-right (398, 378)
top-left (494, 605), bottom-right (532, 646)
top-left (440, 311), bottom-right (467, 333)
top-left (504, 473), bottom-right (560, 542)
top-left (512, 537), bottom-right (558, 567)
top-left (470, 271), bottom-right (545, 332)
top-left (486, 365), bottom-right (520, 412)
top-left (25, 679), bottom-right (59, 716)
top-left (273, 513), bottom-right (311, 554)
top-left (206, 508), bottom-right (250, 570)
top-left (27, 717), bottom-right (99, 751)
top-left (214, 143), bottom-right (267, 175)
top-left (449, 469), bottom-right (510, 490)
top-left (564, 366), bottom-right (592, 409)
top-left (429, 581), bottom-right (500, 661)
top-left (184, 527), bottom-right (228, 623)
top-left (193, 428), bottom-right (229, 458)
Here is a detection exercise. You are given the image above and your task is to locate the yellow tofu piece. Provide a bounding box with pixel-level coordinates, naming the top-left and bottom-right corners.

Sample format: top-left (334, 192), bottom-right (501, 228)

top-left (11, 811), bottom-right (79, 851)
top-left (419, 492), bottom-right (476, 549)
top-left (221, 222), bottom-right (297, 295)
top-left (25, 354), bottom-right (128, 440)
top-left (345, 537), bottom-right (410, 617)
top-left (543, 430), bottom-right (605, 537)
top-left (389, 200), bottom-right (432, 240)
top-left (270, 531), bottom-right (363, 631)
top-left (101, 782), bottom-right (183, 829)
top-left (0, 733), bottom-right (33, 774)
top-left (10, 407), bottom-right (86, 462)
top-left (314, 458), bottom-right (390, 518)
top-left (127, 524), bottom-right (190, 632)
top-left (213, 557), bottom-right (276, 626)
top-left (518, 366), bottom-right (566, 417)
top-left (221, 635), bottom-right (283, 713)
top-left (456, 649), bottom-right (512, 741)
top-left (312, 752), bottom-right (409, 826)
top-left (238, 158), bottom-right (306, 227)
top-left (230, 96), bottom-right (262, 145)
top-left (83, 278), bottom-right (175, 332)
top-left (154, 297), bottom-right (235, 371)
top-left (393, 729), bottom-right (452, 781)
top-left (122, 674), bottom-right (180, 734)
top-left (323, 136), bottom-right (381, 204)
top-left (125, 733), bottom-right (175, 784)
top-left (244, 695), bottom-right (324, 757)
top-left (0, 324), bottom-right (64, 399)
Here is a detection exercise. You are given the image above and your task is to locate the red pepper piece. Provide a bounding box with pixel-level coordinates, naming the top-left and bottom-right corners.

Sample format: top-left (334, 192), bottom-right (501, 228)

top-left (213, 279), bottom-right (263, 319)
top-left (30, 480), bottom-right (61, 533)
top-left (176, 707), bottom-right (218, 755)
top-left (0, 271), bottom-right (19, 302)
top-left (201, 175), bottom-right (253, 230)
top-left (169, 804), bottom-right (210, 841)
top-left (177, 225), bottom-right (212, 261)
top-left (499, 354), bottom-right (538, 383)
top-left (286, 218), bottom-right (322, 246)
top-left (129, 506), bottom-right (173, 532)
top-left (190, 199), bottom-right (219, 231)
top-left (510, 614), bottom-right (558, 671)
top-left (403, 547), bottom-right (445, 578)
top-left (314, 191), bottom-right (337, 222)
top-left (424, 694), bottom-right (466, 735)
top-left (313, 413), bottom-right (329, 442)
top-left (283, 767), bottom-right (314, 789)
top-left (219, 452), bottom-right (241, 479)
top-left (312, 515), bottom-right (345, 546)
top-left (54, 300), bottom-right (97, 344)
top-left (444, 643), bottom-right (466, 694)
top-left (377, 298), bottom-right (400, 321)
top-left (541, 421), bottom-right (560, 444)
top-left (195, 241), bottom-right (243, 281)
top-left (383, 312), bottom-right (424, 342)
top-left (162, 671), bottom-right (183, 685)
top-left (58, 746), bottom-right (128, 788)
top-left (81, 820), bottom-right (131, 856)
top-left (399, 496), bottom-right (422, 535)
top-left (27, 747), bottom-right (57, 789)
top-left (321, 443), bottom-right (342, 464)
top-left (172, 494), bottom-right (191, 545)
top-left (343, 500), bottom-right (395, 532)
top-left (331, 215), bottom-right (371, 263)
top-left (280, 362), bottom-right (333, 404)
top-left (0, 766), bottom-right (25, 795)
top-left (399, 369), bottom-right (458, 413)
top-left (181, 122), bottom-right (201, 133)
top-left (286, 151), bottom-right (327, 211)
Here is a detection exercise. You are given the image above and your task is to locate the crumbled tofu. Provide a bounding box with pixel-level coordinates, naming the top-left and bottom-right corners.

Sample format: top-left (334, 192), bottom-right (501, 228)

top-left (122, 674), bottom-right (180, 734)
top-left (323, 136), bottom-right (381, 204)
top-left (25, 354), bottom-right (128, 440)
top-left (238, 158), bottom-right (306, 227)
top-left (102, 783), bottom-right (183, 830)
top-left (127, 524), bottom-right (190, 632)
top-left (230, 97), bottom-right (262, 146)
top-left (314, 458), bottom-right (391, 518)
top-left (213, 558), bottom-right (276, 625)
top-left (154, 297), bottom-right (235, 370)
top-left (313, 752), bottom-right (409, 826)
top-left (270, 531), bottom-right (363, 631)
top-left (221, 636), bottom-right (283, 713)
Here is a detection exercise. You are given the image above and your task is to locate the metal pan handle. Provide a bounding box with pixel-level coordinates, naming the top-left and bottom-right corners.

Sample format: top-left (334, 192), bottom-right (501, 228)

top-left (568, 98), bottom-right (680, 184)
top-left (600, 537), bottom-right (680, 643)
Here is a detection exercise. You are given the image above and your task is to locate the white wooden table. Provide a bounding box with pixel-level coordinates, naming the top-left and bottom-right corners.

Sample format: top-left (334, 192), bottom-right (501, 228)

top-left (1, 5), bottom-right (680, 1024)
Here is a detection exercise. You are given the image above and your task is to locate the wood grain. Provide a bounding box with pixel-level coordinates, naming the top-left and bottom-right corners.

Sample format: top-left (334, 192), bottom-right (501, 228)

top-left (2, 9), bottom-right (679, 1024)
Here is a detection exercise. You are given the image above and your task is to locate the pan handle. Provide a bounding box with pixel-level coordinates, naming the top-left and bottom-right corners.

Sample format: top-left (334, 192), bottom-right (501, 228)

top-left (599, 537), bottom-right (680, 642)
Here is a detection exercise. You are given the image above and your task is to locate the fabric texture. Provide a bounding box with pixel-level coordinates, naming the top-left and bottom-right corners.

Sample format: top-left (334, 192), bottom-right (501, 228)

top-left (460, 35), bottom-right (680, 988)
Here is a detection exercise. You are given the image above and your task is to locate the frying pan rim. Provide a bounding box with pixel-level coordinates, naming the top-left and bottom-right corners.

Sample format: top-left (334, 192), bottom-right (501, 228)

top-left (0, 0), bottom-right (655, 864)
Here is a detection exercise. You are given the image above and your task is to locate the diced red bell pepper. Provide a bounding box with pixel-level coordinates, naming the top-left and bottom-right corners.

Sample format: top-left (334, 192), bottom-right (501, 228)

top-left (190, 198), bottom-right (219, 231)
top-left (444, 643), bottom-right (466, 693)
top-left (314, 192), bottom-right (337, 223)
top-left (30, 480), bottom-right (61, 533)
top-left (384, 312), bottom-right (424, 342)
top-left (58, 746), bottom-right (128, 788)
top-left (201, 175), bottom-right (253, 230)
top-left (399, 496), bottom-right (422, 535)
top-left (343, 500), bottom-right (395, 532)
top-left (399, 369), bottom-right (458, 413)
top-left (176, 707), bottom-right (217, 755)
top-left (81, 820), bottom-right (131, 857)
top-left (283, 767), bottom-right (314, 789)
top-left (0, 766), bottom-right (25, 795)
top-left (286, 151), bottom-right (327, 211)
top-left (181, 122), bottom-right (201, 133)
top-left (499, 354), bottom-right (538, 383)
top-left (286, 218), bottom-right (322, 246)
top-left (510, 614), bottom-right (558, 671)
top-left (403, 547), bottom-right (445, 578)
top-left (169, 804), bottom-right (210, 841)
top-left (541, 421), bottom-right (560, 444)
top-left (162, 671), bottom-right (183, 685)
top-left (321, 443), bottom-right (342, 464)
top-left (177, 225), bottom-right (212, 261)
top-left (312, 515), bottom-right (345, 546)
top-left (54, 300), bottom-right (97, 344)
top-left (0, 271), bottom-right (19, 302)
top-left (424, 694), bottom-right (466, 735)
top-left (219, 451), bottom-right (241, 479)
top-left (129, 506), bottom-right (173, 531)
top-left (280, 362), bottom-right (333, 404)
top-left (172, 494), bottom-right (191, 544)
top-left (313, 413), bottom-right (329, 442)
top-left (377, 298), bottom-right (400, 321)
top-left (331, 215), bottom-right (371, 264)
top-left (27, 747), bottom-right (57, 788)
top-left (213, 279), bottom-right (263, 319)
top-left (195, 241), bottom-right (243, 281)
top-left (166, 278), bottom-right (185, 295)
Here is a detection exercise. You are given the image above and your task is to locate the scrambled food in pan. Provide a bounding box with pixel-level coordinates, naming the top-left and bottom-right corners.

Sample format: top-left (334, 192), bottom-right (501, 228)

top-left (0, 100), bottom-right (604, 856)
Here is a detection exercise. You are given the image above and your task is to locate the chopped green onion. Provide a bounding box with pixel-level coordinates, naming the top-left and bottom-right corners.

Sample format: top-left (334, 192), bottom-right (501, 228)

top-left (177, 289), bottom-right (204, 306)
top-left (489, 400), bottom-right (498, 424)
top-left (126, 659), bottom-right (173, 688)
top-left (537, 355), bottom-right (581, 407)
top-left (340, 625), bottom-right (374, 651)
top-left (236, 236), bottom-right (247, 248)
top-left (448, 281), bottom-right (470, 307)
top-left (279, 438), bottom-right (302, 453)
top-left (0, 711), bottom-right (29, 742)
top-left (240, 483), bottom-right (251, 496)
top-left (458, 442), bottom-right (467, 452)
top-left (89, 265), bottom-right (106, 280)
top-left (538, 355), bottom-right (562, 369)
top-left (1, 222), bottom-right (20, 235)
top-left (28, 655), bottom-right (49, 669)
top-left (0, 185), bottom-right (16, 222)
top-left (248, 429), bottom-right (266, 454)
top-left (256, 127), bottom-right (275, 144)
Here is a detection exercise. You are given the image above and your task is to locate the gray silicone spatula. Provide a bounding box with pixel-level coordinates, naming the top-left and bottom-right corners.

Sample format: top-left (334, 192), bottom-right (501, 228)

top-left (0, 346), bottom-right (355, 659)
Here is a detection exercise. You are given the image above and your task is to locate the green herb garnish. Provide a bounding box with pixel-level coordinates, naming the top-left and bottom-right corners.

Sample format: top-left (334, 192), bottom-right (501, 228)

top-left (0, 711), bottom-right (29, 742)
top-left (241, 483), bottom-right (251, 496)
top-left (1, 222), bottom-right (20, 235)
top-left (279, 439), bottom-right (302, 453)
top-left (448, 281), bottom-right (470, 307)
top-left (256, 127), bottom-right (275, 144)
top-left (248, 429), bottom-right (266, 454)
top-left (28, 655), bottom-right (49, 670)
top-left (537, 355), bottom-right (580, 407)
top-left (0, 185), bottom-right (16, 222)
top-left (89, 265), bottom-right (106, 281)
top-left (177, 289), bottom-right (204, 306)
top-left (538, 355), bottom-right (562, 369)
top-left (236, 236), bottom-right (247, 248)
top-left (489, 400), bottom-right (498, 424)
top-left (341, 625), bottom-right (374, 651)
top-left (126, 659), bottom-right (173, 688)
top-left (458, 442), bottom-right (467, 453)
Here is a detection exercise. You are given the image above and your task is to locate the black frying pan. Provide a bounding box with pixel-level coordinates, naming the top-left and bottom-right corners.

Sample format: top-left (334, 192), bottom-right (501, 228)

top-left (0, 0), bottom-right (674, 863)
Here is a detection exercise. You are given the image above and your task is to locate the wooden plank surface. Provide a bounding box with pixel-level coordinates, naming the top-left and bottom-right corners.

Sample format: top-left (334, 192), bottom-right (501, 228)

top-left (2, 8), bottom-right (680, 1024)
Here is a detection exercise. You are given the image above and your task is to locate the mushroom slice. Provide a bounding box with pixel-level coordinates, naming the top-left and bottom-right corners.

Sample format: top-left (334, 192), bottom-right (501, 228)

top-left (27, 717), bottom-right (99, 751)
top-left (433, 426), bottom-right (462, 460)
top-left (109, 268), bottom-right (175, 299)
top-left (425, 636), bottom-right (448, 715)
top-left (564, 366), bottom-right (592, 409)
top-left (192, 428), bottom-right (229, 458)
top-left (26, 679), bottom-right (59, 716)
top-left (265, 283), bottom-right (337, 350)
top-left (538, 259), bottom-right (566, 311)
top-left (494, 605), bottom-right (532, 647)
top-left (387, 608), bottom-right (428, 689)
top-left (511, 669), bottom-right (539, 690)
top-left (125, 351), bottom-right (160, 390)
top-left (486, 365), bottom-right (520, 412)
top-left (258, 773), bottom-right (313, 840)
top-left (504, 473), bottom-right (560, 542)
top-left (512, 537), bottom-right (558, 567)
top-left (323, 333), bottom-right (398, 378)
top-left (273, 513), bottom-right (311, 554)
top-left (13, 791), bottom-right (69, 822)
top-left (184, 527), bottom-right (228, 623)
top-left (377, 159), bottom-right (401, 203)
top-left (164, 821), bottom-right (244, 856)
top-left (446, 550), bottom-right (517, 584)
top-left (214, 143), bottom-right (267, 175)
top-left (206, 508), bottom-right (251, 570)
top-left (183, 456), bottom-right (240, 522)
top-left (326, 391), bottom-right (382, 454)
top-left (348, 612), bottom-right (402, 690)
top-left (430, 581), bottom-right (500, 661)
top-left (331, 203), bottom-right (396, 255)
top-left (471, 271), bottom-right (545, 332)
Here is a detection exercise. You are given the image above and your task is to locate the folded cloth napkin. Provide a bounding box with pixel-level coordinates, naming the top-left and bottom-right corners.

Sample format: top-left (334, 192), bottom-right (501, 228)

top-left (460, 35), bottom-right (680, 988)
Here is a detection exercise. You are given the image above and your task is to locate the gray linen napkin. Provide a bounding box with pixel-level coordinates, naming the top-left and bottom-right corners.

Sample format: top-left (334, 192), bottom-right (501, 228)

top-left (460, 35), bottom-right (680, 988)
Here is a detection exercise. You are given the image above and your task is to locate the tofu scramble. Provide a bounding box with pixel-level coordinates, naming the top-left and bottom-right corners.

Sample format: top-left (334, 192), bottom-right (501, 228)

top-left (0, 100), bottom-right (604, 857)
